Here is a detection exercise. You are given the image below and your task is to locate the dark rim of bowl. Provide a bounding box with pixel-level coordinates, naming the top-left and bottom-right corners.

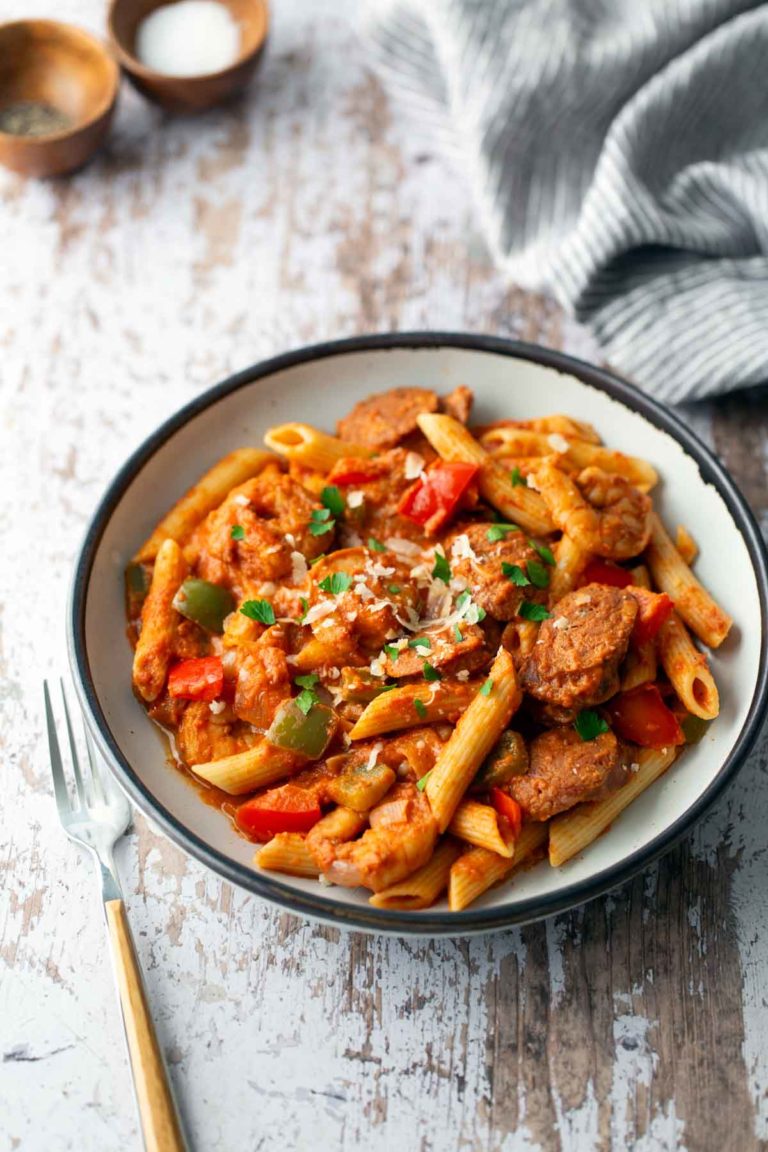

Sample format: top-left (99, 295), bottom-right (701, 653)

top-left (0, 20), bottom-right (119, 141)
top-left (106, 0), bottom-right (269, 84)
top-left (67, 332), bottom-right (768, 936)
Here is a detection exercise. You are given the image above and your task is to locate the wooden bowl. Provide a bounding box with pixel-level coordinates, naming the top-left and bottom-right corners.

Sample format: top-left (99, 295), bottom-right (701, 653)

top-left (0, 21), bottom-right (119, 178)
top-left (108, 0), bottom-right (269, 112)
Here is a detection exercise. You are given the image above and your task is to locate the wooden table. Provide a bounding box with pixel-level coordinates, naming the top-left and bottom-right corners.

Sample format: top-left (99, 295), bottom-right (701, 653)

top-left (3, 2), bottom-right (767, 1148)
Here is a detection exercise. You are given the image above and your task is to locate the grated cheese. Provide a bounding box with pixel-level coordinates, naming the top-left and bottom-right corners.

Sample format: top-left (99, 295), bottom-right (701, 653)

top-left (450, 534), bottom-right (478, 563)
top-left (233, 493), bottom-right (250, 507)
top-left (290, 551), bottom-right (308, 585)
top-left (456, 670), bottom-right (470, 682)
top-left (303, 600), bottom-right (336, 626)
top-left (209, 700), bottom-right (226, 715)
top-left (547, 433), bottom-right (571, 454)
top-left (385, 537), bottom-right (423, 558)
top-left (404, 451), bottom-right (426, 480)
top-left (365, 742), bottom-right (384, 772)
top-left (347, 490), bottom-right (364, 508)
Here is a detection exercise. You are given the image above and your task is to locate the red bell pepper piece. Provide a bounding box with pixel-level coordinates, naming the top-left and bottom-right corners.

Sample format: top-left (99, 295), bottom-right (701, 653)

top-left (582, 559), bottom-right (634, 588)
top-left (490, 786), bottom-right (523, 839)
top-left (397, 461), bottom-right (479, 534)
top-left (168, 656), bottom-right (224, 702)
top-left (607, 684), bottom-right (684, 748)
top-left (327, 457), bottom-right (385, 485)
top-left (235, 784), bottom-right (322, 841)
top-left (627, 586), bottom-right (674, 646)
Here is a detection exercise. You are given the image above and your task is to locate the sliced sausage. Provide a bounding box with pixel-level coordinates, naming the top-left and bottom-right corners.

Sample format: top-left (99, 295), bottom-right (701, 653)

top-left (337, 387), bottom-right (439, 449)
top-left (446, 522), bottom-right (549, 621)
top-left (441, 385), bottom-right (473, 425)
top-left (521, 583), bottom-right (637, 712)
top-left (509, 727), bottom-right (630, 821)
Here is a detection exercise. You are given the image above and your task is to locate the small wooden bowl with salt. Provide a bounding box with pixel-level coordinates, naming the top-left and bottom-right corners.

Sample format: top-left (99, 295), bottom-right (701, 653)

top-left (108, 0), bottom-right (268, 112)
top-left (0, 20), bottom-right (119, 178)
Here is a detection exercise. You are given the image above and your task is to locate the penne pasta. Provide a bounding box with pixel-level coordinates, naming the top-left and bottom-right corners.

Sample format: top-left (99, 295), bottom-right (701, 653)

top-left (550, 532), bottom-right (589, 601)
top-left (548, 746), bottom-right (677, 867)
top-left (192, 742), bottom-right (299, 795)
top-left (501, 619), bottom-right (539, 668)
top-left (349, 679), bottom-right (479, 740)
top-left (621, 641), bottom-right (657, 691)
top-left (368, 839), bottom-right (462, 910)
top-left (658, 612), bottom-right (719, 720)
top-left (416, 413), bottom-right (554, 535)
top-left (447, 800), bottom-right (513, 857)
top-left (131, 538), bottom-right (187, 702)
top-left (264, 423), bottom-right (371, 472)
top-left (448, 823), bottom-right (548, 912)
top-left (480, 428), bottom-right (657, 489)
top-left (646, 512), bottom-right (732, 648)
top-left (629, 563), bottom-right (651, 589)
top-left (675, 525), bottom-right (698, 566)
top-left (474, 415), bottom-right (601, 444)
top-left (135, 448), bottom-right (275, 562)
top-left (255, 833), bottom-right (319, 878)
top-left (425, 649), bottom-right (522, 833)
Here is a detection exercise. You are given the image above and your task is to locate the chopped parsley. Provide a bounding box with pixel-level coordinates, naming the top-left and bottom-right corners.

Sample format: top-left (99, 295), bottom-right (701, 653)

top-left (368, 536), bottom-right (386, 552)
top-left (416, 770), bottom-right (432, 792)
top-left (309, 507), bottom-right (335, 537)
top-left (384, 644), bottom-right (400, 660)
top-left (388, 583), bottom-right (401, 595)
top-left (532, 541), bottom-right (556, 566)
top-left (423, 662), bottom-right (442, 682)
top-left (230, 524), bottom-right (245, 541)
top-left (295, 689), bottom-right (317, 715)
top-left (309, 553), bottom-right (326, 567)
top-left (321, 485), bottom-right (345, 519)
top-left (409, 637), bottom-right (431, 650)
top-left (518, 601), bottom-right (552, 622)
top-left (510, 466), bottom-right (528, 488)
top-left (574, 709), bottom-right (610, 742)
top-left (240, 599), bottom-right (275, 626)
top-left (414, 699), bottom-right (428, 719)
top-left (453, 625), bottom-right (463, 643)
top-left (432, 553), bottom-right (452, 583)
top-left (318, 572), bottom-right (353, 595)
top-left (526, 560), bottom-right (550, 589)
top-left (479, 677), bottom-right (493, 696)
top-left (456, 590), bottom-right (471, 611)
top-left (486, 523), bottom-right (519, 542)
top-left (294, 673), bottom-right (320, 714)
top-left (502, 562), bottom-right (530, 587)
top-left (298, 596), bottom-right (309, 623)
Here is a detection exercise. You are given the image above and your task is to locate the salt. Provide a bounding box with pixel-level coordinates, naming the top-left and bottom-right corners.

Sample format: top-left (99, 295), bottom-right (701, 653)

top-left (136, 1), bottom-right (241, 77)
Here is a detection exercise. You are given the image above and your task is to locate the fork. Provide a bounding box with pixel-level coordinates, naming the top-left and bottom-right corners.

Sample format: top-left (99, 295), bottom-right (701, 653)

top-left (44, 680), bottom-right (187, 1152)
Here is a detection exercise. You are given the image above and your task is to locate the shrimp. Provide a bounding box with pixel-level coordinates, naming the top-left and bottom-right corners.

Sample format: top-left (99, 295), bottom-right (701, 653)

top-left (314, 783), bottom-right (438, 892)
top-left (535, 462), bottom-right (651, 560)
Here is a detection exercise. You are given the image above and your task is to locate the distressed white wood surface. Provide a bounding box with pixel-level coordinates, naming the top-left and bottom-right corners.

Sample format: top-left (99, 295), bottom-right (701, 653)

top-left (2, 2), bottom-right (768, 1150)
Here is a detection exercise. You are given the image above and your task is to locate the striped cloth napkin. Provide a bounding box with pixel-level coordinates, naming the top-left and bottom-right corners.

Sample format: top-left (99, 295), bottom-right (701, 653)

top-left (364, 0), bottom-right (768, 401)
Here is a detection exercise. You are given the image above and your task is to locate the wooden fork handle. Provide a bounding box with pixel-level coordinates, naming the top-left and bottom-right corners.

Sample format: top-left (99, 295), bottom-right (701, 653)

top-left (105, 899), bottom-right (187, 1152)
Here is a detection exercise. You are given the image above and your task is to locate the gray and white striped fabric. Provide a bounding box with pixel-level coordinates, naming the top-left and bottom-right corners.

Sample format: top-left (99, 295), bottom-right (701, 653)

top-left (363, 0), bottom-right (768, 401)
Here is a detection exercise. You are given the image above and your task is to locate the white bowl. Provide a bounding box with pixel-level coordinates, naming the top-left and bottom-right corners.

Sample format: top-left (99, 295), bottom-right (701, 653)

top-left (68, 334), bottom-right (768, 935)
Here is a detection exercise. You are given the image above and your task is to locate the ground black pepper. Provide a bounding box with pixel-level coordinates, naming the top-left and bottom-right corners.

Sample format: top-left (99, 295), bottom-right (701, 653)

top-left (0, 101), bottom-right (73, 137)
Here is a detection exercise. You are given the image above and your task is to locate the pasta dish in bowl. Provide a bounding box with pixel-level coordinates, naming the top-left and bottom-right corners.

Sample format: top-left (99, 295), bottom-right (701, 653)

top-left (69, 336), bottom-right (768, 932)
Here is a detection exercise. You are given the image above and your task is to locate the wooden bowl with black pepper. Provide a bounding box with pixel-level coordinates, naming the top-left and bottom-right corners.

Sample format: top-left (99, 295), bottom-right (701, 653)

top-left (0, 20), bottom-right (119, 178)
top-left (108, 0), bottom-right (268, 113)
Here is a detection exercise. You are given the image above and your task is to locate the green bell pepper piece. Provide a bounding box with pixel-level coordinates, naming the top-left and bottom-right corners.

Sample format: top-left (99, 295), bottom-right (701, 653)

top-left (472, 730), bottom-right (529, 790)
top-left (681, 714), bottom-right (710, 745)
top-left (266, 699), bottom-right (336, 760)
top-left (172, 578), bottom-right (235, 634)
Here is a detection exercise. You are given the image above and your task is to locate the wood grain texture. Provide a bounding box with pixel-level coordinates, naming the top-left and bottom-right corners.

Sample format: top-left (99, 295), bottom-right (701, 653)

top-left (1, 2), bottom-right (767, 1150)
top-left (105, 899), bottom-right (186, 1152)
